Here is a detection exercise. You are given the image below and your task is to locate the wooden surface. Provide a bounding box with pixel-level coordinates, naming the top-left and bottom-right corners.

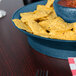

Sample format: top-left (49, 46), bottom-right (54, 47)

top-left (0, 0), bottom-right (72, 76)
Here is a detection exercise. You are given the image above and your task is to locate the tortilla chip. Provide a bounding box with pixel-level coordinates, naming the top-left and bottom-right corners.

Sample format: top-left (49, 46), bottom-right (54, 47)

top-left (64, 31), bottom-right (76, 40)
top-left (73, 22), bottom-right (76, 32)
top-left (39, 17), bottom-right (67, 31)
top-left (12, 19), bottom-right (32, 33)
top-left (20, 12), bottom-right (34, 18)
top-left (21, 5), bottom-right (53, 23)
top-left (49, 30), bottom-right (66, 40)
top-left (27, 19), bottom-right (48, 35)
top-left (45, 0), bottom-right (54, 8)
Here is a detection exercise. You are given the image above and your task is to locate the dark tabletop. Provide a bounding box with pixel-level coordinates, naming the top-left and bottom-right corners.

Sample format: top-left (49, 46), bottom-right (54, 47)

top-left (0, 0), bottom-right (72, 76)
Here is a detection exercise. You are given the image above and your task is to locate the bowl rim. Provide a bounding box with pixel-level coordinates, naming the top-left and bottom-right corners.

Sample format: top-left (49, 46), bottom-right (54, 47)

top-left (12, 1), bottom-right (76, 42)
top-left (54, 0), bottom-right (76, 9)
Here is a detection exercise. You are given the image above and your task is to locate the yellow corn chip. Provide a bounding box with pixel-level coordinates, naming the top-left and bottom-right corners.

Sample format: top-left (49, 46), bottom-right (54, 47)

top-left (64, 31), bottom-right (76, 40)
top-left (39, 17), bottom-right (67, 31)
top-left (21, 5), bottom-right (53, 23)
top-left (73, 22), bottom-right (76, 32)
top-left (12, 19), bottom-right (32, 33)
top-left (20, 12), bottom-right (34, 18)
top-left (27, 19), bottom-right (48, 35)
top-left (45, 0), bottom-right (54, 8)
top-left (49, 30), bottom-right (66, 40)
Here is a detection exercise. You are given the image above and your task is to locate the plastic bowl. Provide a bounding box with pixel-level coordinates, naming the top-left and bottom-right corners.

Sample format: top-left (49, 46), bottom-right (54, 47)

top-left (53, 0), bottom-right (76, 23)
top-left (12, 1), bottom-right (76, 59)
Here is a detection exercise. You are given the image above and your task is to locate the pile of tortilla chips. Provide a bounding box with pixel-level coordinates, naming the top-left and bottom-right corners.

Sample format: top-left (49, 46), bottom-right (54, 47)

top-left (12, 0), bottom-right (76, 40)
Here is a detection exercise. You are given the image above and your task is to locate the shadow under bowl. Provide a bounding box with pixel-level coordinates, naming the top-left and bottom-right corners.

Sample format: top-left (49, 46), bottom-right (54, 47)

top-left (12, 1), bottom-right (76, 59)
top-left (53, 0), bottom-right (76, 23)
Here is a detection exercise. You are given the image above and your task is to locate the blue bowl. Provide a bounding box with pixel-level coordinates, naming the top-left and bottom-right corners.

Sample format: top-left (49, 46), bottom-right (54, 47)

top-left (12, 1), bottom-right (76, 59)
top-left (53, 0), bottom-right (76, 23)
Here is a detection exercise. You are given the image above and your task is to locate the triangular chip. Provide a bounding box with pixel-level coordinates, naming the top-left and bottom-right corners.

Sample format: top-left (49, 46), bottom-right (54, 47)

top-left (12, 19), bottom-right (32, 33)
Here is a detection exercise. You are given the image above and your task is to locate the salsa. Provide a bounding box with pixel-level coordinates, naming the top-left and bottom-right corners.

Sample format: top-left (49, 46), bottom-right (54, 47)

top-left (58, 0), bottom-right (76, 8)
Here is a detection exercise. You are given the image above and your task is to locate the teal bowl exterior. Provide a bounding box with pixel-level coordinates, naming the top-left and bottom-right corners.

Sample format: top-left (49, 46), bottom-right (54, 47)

top-left (12, 1), bottom-right (76, 59)
top-left (53, 0), bottom-right (76, 23)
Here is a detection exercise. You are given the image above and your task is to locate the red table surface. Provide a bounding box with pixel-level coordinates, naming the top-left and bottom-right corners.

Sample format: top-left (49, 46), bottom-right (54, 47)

top-left (0, 0), bottom-right (72, 76)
